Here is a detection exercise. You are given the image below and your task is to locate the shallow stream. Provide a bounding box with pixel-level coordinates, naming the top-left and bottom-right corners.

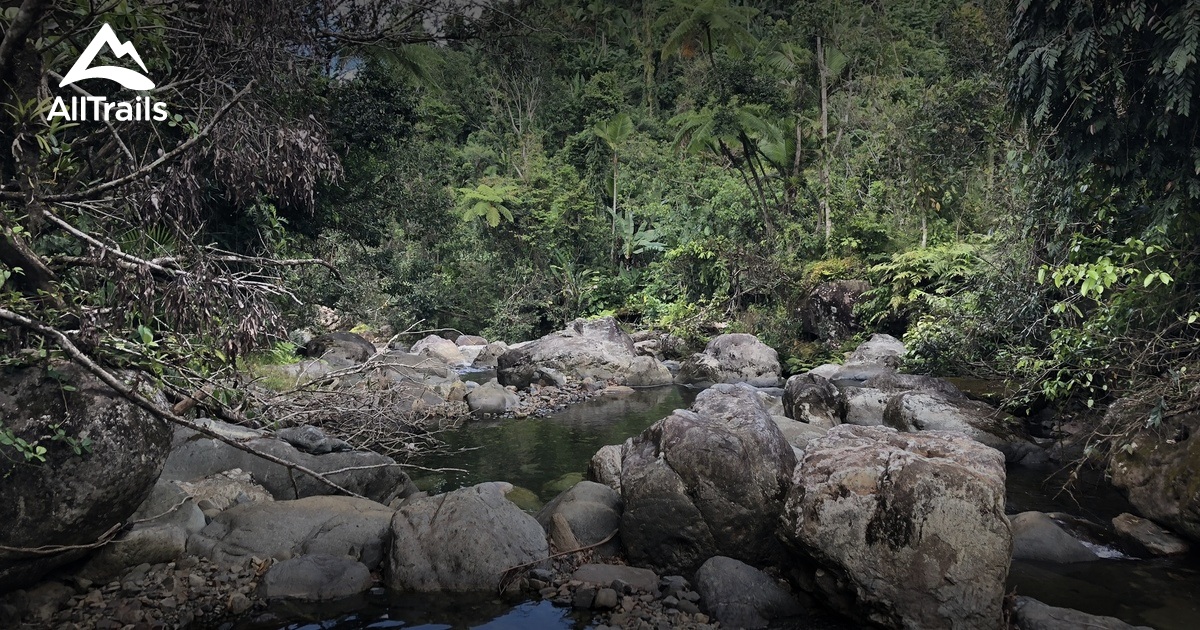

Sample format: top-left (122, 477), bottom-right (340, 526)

top-left (242, 384), bottom-right (1200, 630)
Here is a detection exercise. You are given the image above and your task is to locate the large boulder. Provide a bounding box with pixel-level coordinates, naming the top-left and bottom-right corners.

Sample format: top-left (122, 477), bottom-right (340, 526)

top-left (411, 334), bottom-right (469, 367)
top-left (783, 373), bottom-right (845, 428)
top-left (456, 335), bottom-right (488, 347)
top-left (0, 362), bottom-right (172, 591)
top-left (386, 482), bottom-right (548, 592)
top-left (884, 391), bottom-right (1042, 464)
top-left (466, 379), bottom-right (519, 415)
top-left (1009, 597), bottom-right (1153, 630)
top-left (259, 554), bottom-right (374, 601)
top-left (799, 280), bottom-right (871, 346)
top-left (588, 442), bottom-right (628, 493)
top-left (161, 418), bottom-right (416, 504)
top-left (620, 384), bottom-right (796, 575)
top-left (694, 556), bottom-right (804, 629)
top-left (1010, 511), bottom-right (1099, 563)
top-left (304, 332), bottom-right (377, 366)
top-left (471, 341), bottom-right (509, 369)
top-left (1108, 403), bottom-right (1200, 543)
top-left (845, 333), bottom-right (906, 368)
top-left (842, 386), bottom-right (891, 426)
top-left (626, 355), bottom-right (674, 387)
top-left (187, 495), bottom-right (394, 569)
top-left (1111, 512), bottom-right (1190, 556)
top-left (782, 424), bottom-right (1011, 630)
top-left (676, 333), bottom-right (783, 387)
top-left (772, 416), bottom-right (829, 452)
top-left (497, 317), bottom-right (669, 389)
top-left (536, 481), bottom-right (622, 556)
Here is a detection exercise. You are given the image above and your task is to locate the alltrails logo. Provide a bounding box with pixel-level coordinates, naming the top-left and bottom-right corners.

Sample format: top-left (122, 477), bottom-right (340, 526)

top-left (48, 23), bottom-right (169, 122)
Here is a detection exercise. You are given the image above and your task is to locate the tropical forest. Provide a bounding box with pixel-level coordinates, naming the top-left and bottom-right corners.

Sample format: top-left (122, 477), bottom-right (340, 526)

top-left (2, 1), bottom-right (1200, 629)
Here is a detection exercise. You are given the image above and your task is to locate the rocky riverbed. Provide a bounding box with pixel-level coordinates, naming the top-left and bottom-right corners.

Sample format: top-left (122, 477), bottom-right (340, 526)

top-left (3, 319), bottom-right (1198, 629)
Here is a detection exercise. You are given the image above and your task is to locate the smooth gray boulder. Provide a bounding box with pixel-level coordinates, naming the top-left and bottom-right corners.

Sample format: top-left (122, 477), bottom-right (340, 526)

top-left (162, 418), bottom-right (416, 504)
top-left (466, 379), bottom-right (519, 415)
top-left (537, 481), bottom-right (622, 556)
top-left (845, 333), bottom-right (906, 368)
top-left (0, 362), bottom-right (171, 591)
top-left (676, 333), bottom-right (783, 387)
top-left (498, 317), bottom-right (667, 389)
top-left (842, 386), bottom-right (890, 426)
top-left (783, 373), bottom-right (845, 428)
top-left (411, 334), bottom-right (468, 366)
top-left (782, 424), bottom-right (1011, 630)
top-left (456, 335), bottom-right (488, 346)
top-left (884, 391), bottom-right (1042, 463)
top-left (277, 425), bottom-right (352, 455)
top-left (772, 416), bottom-right (828, 451)
top-left (187, 495), bottom-right (394, 569)
top-left (626, 355), bottom-right (674, 387)
top-left (1112, 512), bottom-right (1190, 556)
top-left (588, 442), bottom-right (628, 493)
top-left (695, 556), bottom-right (804, 629)
top-left (1010, 596), bottom-right (1153, 630)
top-left (304, 332), bottom-right (376, 365)
top-left (572, 563), bottom-right (659, 592)
top-left (620, 384), bottom-right (796, 574)
top-left (259, 554), bottom-right (374, 600)
top-left (386, 483), bottom-right (548, 592)
top-left (1010, 512), bottom-right (1099, 563)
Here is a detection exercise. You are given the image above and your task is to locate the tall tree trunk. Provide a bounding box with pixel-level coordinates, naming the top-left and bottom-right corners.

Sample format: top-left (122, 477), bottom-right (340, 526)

top-left (611, 153), bottom-right (619, 266)
top-left (817, 36), bottom-right (832, 243)
top-left (641, 1), bottom-right (656, 112)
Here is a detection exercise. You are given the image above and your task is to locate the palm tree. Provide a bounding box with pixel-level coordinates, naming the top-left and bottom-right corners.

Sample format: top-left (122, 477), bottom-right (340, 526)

top-left (593, 113), bottom-right (634, 264)
top-left (657, 0), bottom-right (758, 70)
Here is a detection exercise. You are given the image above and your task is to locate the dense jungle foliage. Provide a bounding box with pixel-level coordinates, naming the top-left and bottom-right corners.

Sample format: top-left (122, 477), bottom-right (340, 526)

top-left (4, 0), bottom-right (1200, 422)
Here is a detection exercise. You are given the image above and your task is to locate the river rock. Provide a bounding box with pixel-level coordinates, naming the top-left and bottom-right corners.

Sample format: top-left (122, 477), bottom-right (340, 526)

top-left (304, 332), bottom-right (377, 365)
top-left (694, 556), bottom-right (804, 629)
top-left (842, 386), bottom-right (890, 426)
top-left (620, 383), bottom-right (796, 574)
top-left (572, 564), bottom-right (659, 592)
top-left (783, 373), bottom-right (845, 428)
top-left (161, 417), bottom-right (416, 504)
top-left (277, 425), bottom-right (352, 455)
top-left (0, 362), bottom-right (172, 591)
top-left (799, 280), bottom-right (871, 346)
top-left (411, 334), bottom-right (469, 366)
top-left (676, 333), bottom-right (783, 387)
top-left (471, 341), bottom-right (510, 368)
top-left (588, 442), bottom-right (628, 493)
top-left (1009, 596), bottom-right (1153, 630)
top-left (1010, 511), bottom-right (1099, 563)
top-left (772, 416), bottom-right (828, 451)
top-left (1108, 403), bottom-right (1200, 542)
top-left (187, 495), bottom-right (394, 569)
top-left (466, 379), bottom-right (519, 414)
top-left (259, 554), bottom-right (374, 600)
top-left (456, 334), bottom-right (488, 346)
top-left (387, 483), bottom-right (548, 592)
top-left (498, 317), bottom-right (665, 389)
top-left (845, 333), bottom-right (906, 368)
top-left (1111, 512), bottom-right (1190, 556)
top-left (883, 390), bottom-right (1042, 464)
top-left (782, 424), bottom-right (1010, 630)
top-left (537, 482), bottom-right (622, 556)
top-left (626, 355), bottom-right (673, 387)
top-left (174, 468), bottom-right (273, 512)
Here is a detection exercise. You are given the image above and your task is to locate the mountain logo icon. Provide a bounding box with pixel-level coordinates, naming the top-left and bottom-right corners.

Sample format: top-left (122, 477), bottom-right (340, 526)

top-left (60, 23), bottom-right (155, 91)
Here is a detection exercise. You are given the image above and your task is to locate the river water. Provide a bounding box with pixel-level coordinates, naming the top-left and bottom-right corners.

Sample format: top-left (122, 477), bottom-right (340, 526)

top-left (241, 384), bottom-right (1200, 630)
